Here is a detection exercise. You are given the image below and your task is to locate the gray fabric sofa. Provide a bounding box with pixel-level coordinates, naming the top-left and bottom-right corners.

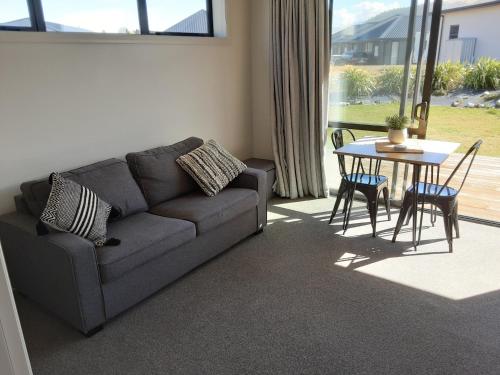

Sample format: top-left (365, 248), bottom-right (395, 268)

top-left (0, 137), bottom-right (267, 336)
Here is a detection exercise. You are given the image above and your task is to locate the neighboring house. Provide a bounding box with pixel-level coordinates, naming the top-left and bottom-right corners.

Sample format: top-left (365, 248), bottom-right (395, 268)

top-left (332, 7), bottom-right (427, 65)
top-left (165, 9), bottom-right (208, 34)
top-left (333, 0), bottom-right (500, 66)
top-left (438, 0), bottom-right (500, 63)
top-left (0, 17), bottom-right (90, 32)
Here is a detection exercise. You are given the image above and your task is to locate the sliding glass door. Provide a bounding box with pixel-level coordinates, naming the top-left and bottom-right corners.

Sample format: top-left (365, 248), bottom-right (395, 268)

top-left (327, 0), bottom-right (441, 203)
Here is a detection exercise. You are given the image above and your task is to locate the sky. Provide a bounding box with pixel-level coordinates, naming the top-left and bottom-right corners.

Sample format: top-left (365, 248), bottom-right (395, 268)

top-left (0, 0), bottom-right (493, 33)
top-left (0, 0), bottom-right (207, 32)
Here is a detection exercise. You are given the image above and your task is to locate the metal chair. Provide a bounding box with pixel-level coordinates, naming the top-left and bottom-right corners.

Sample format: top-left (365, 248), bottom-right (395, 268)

top-left (329, 129), bottom-right (391, 237)
top-left (392, 140), bottom-right (483, 252)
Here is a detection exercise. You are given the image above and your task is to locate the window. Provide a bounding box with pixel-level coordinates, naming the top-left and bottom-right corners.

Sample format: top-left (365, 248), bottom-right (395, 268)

top-left (146, 0), bottom-right (212, 35)
top-left (329, 0), bottom-right (430, 128)
top-left (0, 0), bottom-right (214, 36)
top-left (0, 0), bottom-right (32, 29)
top-left (449, 25), bottom-right (459, 39)
top-left (42, 1), bottom-right (140, 34)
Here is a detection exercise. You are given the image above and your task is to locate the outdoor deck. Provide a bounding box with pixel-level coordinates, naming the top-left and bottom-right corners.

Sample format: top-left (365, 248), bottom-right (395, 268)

top-left (441, 154), bottom-right (500, 222)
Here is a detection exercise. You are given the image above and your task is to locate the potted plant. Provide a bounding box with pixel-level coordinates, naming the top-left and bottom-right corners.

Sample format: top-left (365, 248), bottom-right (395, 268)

top-left (385, 114), bottom-right (409, 144)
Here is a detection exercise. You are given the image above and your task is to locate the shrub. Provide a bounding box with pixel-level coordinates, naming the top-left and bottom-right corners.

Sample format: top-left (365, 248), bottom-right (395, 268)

top-left (464, 58), bottom-right (500, 90)
top-left (376, 66), bottom-right (415, 97)
top-left (342, 66), bottom-right (375, 100)
top-left (385, 114), bottom-right (409, 130)
top-left (432, 61), bottom-right (465, 94)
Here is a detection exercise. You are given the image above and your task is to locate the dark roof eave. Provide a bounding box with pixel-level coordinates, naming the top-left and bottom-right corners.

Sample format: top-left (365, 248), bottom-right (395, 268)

top-left (442, 0), bottom-right (500, 14)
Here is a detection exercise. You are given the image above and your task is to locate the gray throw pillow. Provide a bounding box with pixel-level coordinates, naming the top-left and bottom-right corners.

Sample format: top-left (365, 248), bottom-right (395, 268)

top-left (40, 173), bottom-right (114, 246)
top-left (176, 140), bottom-right (247, 197)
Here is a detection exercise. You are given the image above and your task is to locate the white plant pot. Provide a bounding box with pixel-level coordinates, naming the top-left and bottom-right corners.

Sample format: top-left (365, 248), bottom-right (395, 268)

top-left (388, 128), bottom-right (408, 144)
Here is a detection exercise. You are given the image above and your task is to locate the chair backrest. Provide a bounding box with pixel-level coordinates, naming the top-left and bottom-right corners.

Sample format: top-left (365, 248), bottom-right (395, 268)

top-left (437, 139), bottom-right (483, 196)
top-left (331, 129), bottom-right (356, 178)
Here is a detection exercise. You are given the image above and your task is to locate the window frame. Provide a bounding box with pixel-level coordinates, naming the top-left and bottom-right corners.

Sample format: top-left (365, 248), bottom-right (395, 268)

top-left (449, 24), bottom-right (459, 40)
top-left (0, 0), bottom-right (45, 32)
top-left (329, 0), bottom-right (442, 131)
top-left (0, 0), bottom-right (213, 37)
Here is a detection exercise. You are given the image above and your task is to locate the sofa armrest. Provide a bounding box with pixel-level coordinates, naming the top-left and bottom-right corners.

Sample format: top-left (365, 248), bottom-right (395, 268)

top-left (0, 213), bottom-right (105, 334)
top-left (230, 168), bottom-right (267, 229)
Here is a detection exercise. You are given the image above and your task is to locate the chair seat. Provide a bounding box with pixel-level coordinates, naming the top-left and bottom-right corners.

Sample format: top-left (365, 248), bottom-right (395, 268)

top-left (150, 188), bottom-right (259, 235)
top-left (407, 182), bottom-right (458, 198)
top-left (98, 213), bottom-right (196, 283)
top-left (343, 173), bottom-right (387, 186)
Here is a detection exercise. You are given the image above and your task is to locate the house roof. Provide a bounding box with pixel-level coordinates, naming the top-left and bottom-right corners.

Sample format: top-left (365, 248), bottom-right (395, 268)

top-left (0, 18), bottom-right (90, 32)
top-left (333, 7), bottom-right (427, 42)
top-left (165, 9), bottom-right (208, 34)
top-left (332, 0), bottom-right (500, 43)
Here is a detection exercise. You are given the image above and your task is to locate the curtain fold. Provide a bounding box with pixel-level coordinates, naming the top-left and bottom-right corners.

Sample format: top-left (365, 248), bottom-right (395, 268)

top-left (271, 0), bottom-right (331, 199)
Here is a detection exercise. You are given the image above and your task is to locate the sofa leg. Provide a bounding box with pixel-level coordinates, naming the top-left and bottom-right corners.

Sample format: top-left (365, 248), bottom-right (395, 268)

top-left (83, 325), bottom-right (104, 338)
top-left (255, 227), bottom-right (264, 234)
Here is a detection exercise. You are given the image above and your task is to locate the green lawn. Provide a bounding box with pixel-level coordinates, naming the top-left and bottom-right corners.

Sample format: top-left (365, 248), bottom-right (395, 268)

top-left (329, 104), bottom-right (500, 156)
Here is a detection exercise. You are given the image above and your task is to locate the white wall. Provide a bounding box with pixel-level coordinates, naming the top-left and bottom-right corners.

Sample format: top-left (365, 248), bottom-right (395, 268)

top-left (439, 4), bottom-right (500, 62)
top-left (0, 0), bottom-right (251, 215)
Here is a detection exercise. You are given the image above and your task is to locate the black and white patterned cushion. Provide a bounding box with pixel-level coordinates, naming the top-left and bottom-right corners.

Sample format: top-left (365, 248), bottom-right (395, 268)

top-left (40, 173), bottom-right (113, 246)
top-left (176, 140), bottom-right (247, 197)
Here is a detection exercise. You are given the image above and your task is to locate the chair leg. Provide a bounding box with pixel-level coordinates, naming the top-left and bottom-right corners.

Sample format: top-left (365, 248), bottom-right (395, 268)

top-left (392, 193), bottom-right (412, 242)
top-left (329, 181), bottom-right (346, 224)
top-left (404, 206), bottom-right (413, 226)
top-left (342, 194), bottom-right (348, 214)
top-left (382, 186), bottom-right (391, 221)
top-left (430, 204), bottom-right (437, 227)
top-left (444, 215), bottom-right (454, 253)
top-left (441, 207), bottom-right (454, 253)
top-left (342, 186), bottom-right (355, 233)
top-left (453, 204), bottom-right (460, 239)
top-left (373, 195), bottom-right (380, 237)
top-left (366, 195), bottom-right (378, 238)
top-left (342, 193), bottom-right (350, 215)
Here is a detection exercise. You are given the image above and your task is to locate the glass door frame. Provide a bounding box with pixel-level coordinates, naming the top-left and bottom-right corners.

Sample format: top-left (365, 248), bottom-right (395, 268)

top-left (328, 0), bottom-right (500, 227)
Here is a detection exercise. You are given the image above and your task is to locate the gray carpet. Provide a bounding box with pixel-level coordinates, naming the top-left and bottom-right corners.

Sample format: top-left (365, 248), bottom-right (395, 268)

top-left (16, 198), bottom-right (500, 375)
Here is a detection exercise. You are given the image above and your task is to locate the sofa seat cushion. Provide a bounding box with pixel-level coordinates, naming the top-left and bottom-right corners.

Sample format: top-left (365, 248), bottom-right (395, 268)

top-left (97, 213), bottom-right (196, 283)
top-left (150, 188), bottom-right (258, 235)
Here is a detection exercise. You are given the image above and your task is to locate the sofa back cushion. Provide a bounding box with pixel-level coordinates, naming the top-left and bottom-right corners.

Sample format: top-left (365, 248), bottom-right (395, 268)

top-left (126, 137), bottom-right (204, 206)
top-left (20, 159), bottom-right (148, 219)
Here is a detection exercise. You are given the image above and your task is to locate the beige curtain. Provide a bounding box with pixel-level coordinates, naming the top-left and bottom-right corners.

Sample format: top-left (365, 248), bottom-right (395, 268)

top-left (271, 0), bottom-right (331, 199)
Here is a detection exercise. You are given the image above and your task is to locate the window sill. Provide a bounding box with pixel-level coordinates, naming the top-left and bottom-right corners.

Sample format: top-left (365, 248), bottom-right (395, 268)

top-left (0, 31), bottom-right (230, 46)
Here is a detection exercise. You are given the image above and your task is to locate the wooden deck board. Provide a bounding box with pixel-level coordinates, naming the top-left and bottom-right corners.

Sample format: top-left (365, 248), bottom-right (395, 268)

top-left (441, 154), bottom-right (500, 221)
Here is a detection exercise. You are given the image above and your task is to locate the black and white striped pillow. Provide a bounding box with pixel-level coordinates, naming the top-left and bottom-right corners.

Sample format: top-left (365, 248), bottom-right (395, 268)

top-left (39, 173), bottom-right (114, 246)
top-left (176, 140), bottom-right (247, 197)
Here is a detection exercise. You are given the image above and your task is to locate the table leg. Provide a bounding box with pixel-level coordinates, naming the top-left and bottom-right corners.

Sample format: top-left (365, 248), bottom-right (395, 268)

top-left (418, 166), bottom-right (429, 245)
top-left (412, 164), bottom-right (421, 250)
